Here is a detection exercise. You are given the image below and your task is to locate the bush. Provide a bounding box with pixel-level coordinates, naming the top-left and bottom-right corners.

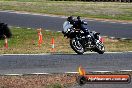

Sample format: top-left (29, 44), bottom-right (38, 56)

top-left (0, 23), bottom-right (12, 39)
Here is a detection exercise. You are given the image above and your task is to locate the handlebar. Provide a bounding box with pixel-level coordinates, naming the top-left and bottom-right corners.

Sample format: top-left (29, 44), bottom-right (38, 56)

top-left (83, 22), bottom-right (87, 25)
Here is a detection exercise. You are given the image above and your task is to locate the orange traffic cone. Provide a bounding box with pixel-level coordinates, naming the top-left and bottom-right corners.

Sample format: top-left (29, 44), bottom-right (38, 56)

top-left (4, 35), bottom-right (8, 49)
top-left (51, 37), bottom-right (55, 53)
top-left (37, 28), bottom-right (43, 47)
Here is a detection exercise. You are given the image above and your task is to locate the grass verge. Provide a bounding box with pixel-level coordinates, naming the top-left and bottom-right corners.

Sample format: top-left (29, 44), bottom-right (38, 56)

top-left (0, 0), bottom-right (132, 21)
top-left (0, 27), bottom-right (73, 54)
top-left (0, 74), bottom-right (77, 88)
top-left (0, 27), bottom-right (132, 54)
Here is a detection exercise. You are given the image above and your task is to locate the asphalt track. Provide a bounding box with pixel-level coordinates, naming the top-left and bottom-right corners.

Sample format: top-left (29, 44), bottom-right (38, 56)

top-left (0, 11), bottom-right (132, 38)
top-left (0, 52), bottom-right (132, 74)
top-left (72, 82), bottom-right (132, 88)
top-left (0, 11), bottom-right (132, 88)
top-left (0, 52), bottom-right (132, 88)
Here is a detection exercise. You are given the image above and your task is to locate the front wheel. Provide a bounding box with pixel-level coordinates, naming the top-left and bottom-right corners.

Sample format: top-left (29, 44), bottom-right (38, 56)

top-left (95, 40), bottom-right (105, 54)
top-left (70, 38), bottom-right (84, 55)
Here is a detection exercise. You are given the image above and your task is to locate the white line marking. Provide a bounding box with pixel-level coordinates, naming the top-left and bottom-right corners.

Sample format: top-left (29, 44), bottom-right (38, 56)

top-left (91, 71), bottom-right (114, 73)
top-left (1, 10), bottom-right (132, 24)
top-left (109, 37), bottom-right (115, 39)
top-left (104, 52), bottom-right (123, 54)
top-left (121, 23), bottom-right (128, 24)
top-left (87, 20), bottom-right (95, 21)
top-left (101, 21), bottom-right (109, 23)
top-left (1, 70), bottom-right (132, 76)
top-left (0, 53), bottom-right (51, 56)
top-left (30, 73), bottom-right (50, 75)
top-left (45, 30), bottom-right (50, 31)
top-left (0, 10), bottom-right (66, 18)
top-left (27, 28), bottom-right (31, 29)
top-left (121, 38), bottom-right (127, 40)
top-left (84, 52), bottom-right (96, 54)
top-left (109, 22), bottom-right (117, 24)
top-left (0, 51), bottom-right (132, 56)
top-left (57, 31), bottom-right (62, 33)
top-left (65, 72), bottom-right (79, 74)
top-left (102, 36), bottom-right (108, 38)
top-left (16, 27), bottom-right (20, 29)
top-left (5, 74), bottom-right (23, 76)
top-left (120, 70), bottom-right (132, 72)
top-left (85, 52), bottom-right (124, 54)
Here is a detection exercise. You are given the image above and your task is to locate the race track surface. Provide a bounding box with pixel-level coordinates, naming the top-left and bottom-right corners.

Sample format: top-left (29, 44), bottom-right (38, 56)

top-left (0, 11), bottom-right (132, 38)
top-left (0, 11), bottom-right (132, 88)
top-left (71, 82), bottom-right (132, 88)
top-left (0, 52), bottom-right (132, 74)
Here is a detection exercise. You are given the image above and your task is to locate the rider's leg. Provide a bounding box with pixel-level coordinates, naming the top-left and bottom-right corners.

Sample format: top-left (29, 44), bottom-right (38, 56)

top-left (80, 25), bottom-right (89, 36)
top-left (81, 27), bottom-right (96, 44)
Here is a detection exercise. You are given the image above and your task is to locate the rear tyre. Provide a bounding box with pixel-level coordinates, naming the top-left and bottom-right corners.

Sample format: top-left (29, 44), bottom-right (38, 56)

top-left (70, 38), bottom-right (84, 55)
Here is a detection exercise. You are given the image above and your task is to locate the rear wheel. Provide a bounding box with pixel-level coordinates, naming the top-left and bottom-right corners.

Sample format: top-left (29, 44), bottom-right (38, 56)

top-left (70, 38), bottom-right (84, 55)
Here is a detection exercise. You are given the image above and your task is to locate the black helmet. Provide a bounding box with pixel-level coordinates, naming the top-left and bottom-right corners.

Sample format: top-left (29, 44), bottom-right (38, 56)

top-left (77, 16), bottom-right (81, 20)
top-left (67, 16), bottom-right (73, 22)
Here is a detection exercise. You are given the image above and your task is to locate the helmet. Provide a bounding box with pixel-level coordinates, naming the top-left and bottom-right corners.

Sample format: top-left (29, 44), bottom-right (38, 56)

top-left (67, 16), bottom-right (73, 22)
top-left (77, 16), bottom-right (81, 20)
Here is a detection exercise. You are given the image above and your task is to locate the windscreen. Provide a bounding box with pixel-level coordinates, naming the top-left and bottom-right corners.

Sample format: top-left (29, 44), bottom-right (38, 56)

top-left (63, 21), bottom-right (73, 33)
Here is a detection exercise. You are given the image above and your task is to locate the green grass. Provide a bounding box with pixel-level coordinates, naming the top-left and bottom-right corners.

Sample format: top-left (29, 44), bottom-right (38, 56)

top-left (104, 38), bottom-right (132, 52)
top-left (0, 27), bottom-right (132, 54)
top-left (0, 27), bottom-right (73, 54)
top-left (0, 0), bottom-right (132, 20)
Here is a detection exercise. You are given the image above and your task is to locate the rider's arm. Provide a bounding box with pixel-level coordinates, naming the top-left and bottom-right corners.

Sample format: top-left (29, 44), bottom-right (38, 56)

top-left (81, 20), bottom-right (87, 25)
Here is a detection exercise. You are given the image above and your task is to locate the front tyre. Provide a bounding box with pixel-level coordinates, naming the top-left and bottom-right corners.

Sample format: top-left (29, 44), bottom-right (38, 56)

top-left (95, 40), bottom-right (105, 54)
top-left (70, 38), bottom-right (84, 55)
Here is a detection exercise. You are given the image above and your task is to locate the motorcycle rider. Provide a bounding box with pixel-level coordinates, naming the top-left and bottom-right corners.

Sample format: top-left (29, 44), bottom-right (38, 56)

top-left (67, 16), bottom-right (90, 37)
top-left (67, 16), bottom-right (89, 35)
top-left (67, 16), bottom-right (75, 25)
top-left (76, 16), bottom-right (89, 36)
top-left (67, 16), bottom-right (98, 44)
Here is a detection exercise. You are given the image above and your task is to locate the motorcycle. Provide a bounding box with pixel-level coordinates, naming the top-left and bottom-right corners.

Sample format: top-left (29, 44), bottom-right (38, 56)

top-left (62, 20), bottom-right (105, 55)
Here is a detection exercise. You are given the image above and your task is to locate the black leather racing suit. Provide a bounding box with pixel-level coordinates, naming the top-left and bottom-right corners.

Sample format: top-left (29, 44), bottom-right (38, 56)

top-left (72, 19), bottom-right (89, 36)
